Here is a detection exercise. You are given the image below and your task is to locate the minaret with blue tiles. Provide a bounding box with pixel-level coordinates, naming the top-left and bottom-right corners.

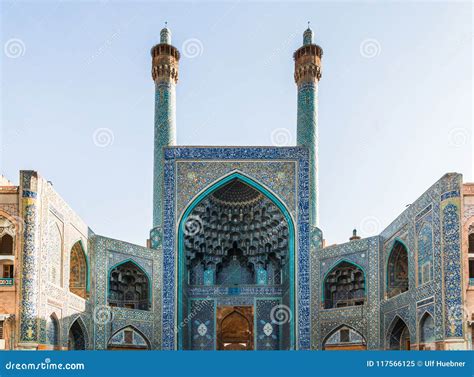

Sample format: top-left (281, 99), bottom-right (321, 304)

top-left (150, 26), bottom-right (180, 248)
top-left (294, 25), bottom-right (323, 235)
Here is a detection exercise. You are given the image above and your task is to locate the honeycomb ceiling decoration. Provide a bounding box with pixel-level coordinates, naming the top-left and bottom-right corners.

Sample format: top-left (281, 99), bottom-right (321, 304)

top-left (184, 180), bottom-right (289, 270)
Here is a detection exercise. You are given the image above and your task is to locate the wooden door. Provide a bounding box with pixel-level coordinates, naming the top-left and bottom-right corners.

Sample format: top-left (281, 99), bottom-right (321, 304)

top-left (217, 306), bottom-right (253, 350)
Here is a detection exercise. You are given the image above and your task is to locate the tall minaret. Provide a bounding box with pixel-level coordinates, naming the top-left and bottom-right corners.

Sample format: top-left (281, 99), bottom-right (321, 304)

top-left (294, 25), bottom-right (322, 228)
top-left (151, 26), bottom-right (180, 239)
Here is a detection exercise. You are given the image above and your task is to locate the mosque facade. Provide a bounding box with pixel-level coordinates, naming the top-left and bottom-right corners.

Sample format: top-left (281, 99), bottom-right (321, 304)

top-left (0, 27), bottom-right (473, 351)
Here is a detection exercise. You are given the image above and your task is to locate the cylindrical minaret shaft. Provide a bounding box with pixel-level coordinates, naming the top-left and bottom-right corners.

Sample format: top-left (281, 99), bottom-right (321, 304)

top-left (18, 171), bottom-right (41, 347)
top-left (151, 27), bottom-right (180, 232)
top-left (294, 26), bottom-right (322, 227)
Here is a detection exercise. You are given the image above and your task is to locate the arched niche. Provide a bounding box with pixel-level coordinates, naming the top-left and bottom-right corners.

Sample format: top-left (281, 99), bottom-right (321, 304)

top-left (419, 312), bottom-right (435, 350)
top-left (46, 313), bottom-right (60, 347)
top-left (323, 260), bottom-right (366, 309)
top-left (108, 260), bottom-right (151, 311)
top-left (386, 240), bottom-right (409, 298)
top-left (69, 241), bottom-right (89, 299)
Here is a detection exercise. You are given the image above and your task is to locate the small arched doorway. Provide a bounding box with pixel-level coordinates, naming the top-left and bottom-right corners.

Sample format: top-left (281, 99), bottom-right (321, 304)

top-left (46, 313), bottom-right (60, 349)
top-left (419, 312), bottom-right (435, 350)
top-left (387, 316), bottom-right (411, 350)
top-left (217, 306), bottom-right (253, 350)
top-left (68, 319), bottom-right (87, 350)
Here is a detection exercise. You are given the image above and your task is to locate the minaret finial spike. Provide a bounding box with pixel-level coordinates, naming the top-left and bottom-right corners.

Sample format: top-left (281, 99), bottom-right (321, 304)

top-left (160, 23), bottom-right (171, 44)
top-left (303, 23), bottom-right (314, 45)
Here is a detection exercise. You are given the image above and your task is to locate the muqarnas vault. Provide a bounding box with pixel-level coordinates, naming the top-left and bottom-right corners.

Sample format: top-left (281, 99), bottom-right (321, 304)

top-left (0, 26), bottom-right (473, 351)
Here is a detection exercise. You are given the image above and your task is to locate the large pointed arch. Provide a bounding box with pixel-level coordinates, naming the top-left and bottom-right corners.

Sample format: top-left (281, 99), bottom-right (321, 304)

top-left (177, 171), bottom-right (296, 350)
top-left (108, 259), bottom-right (151, 310)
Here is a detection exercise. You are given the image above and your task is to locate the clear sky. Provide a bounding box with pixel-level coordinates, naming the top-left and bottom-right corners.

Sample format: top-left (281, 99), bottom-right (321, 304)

top-left (1, 1), bottom-right (472, 246)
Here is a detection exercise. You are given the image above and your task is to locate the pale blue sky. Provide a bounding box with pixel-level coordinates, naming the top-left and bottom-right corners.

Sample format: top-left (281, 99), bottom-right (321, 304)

top-left (1, 1), bottom-right (472, 246)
